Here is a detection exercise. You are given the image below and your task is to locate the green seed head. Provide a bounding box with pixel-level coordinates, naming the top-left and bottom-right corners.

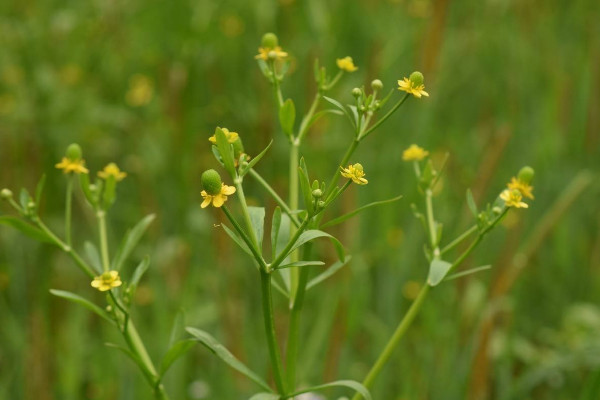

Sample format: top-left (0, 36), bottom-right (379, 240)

top-left (201, 169), bottom-right (223, 196)
top-left (66, 143), bottom-right (82, 160)
top-left (261, 32), bottom-right (279, 49)
top-left (409, 71), bottom-right (424, 86)
top-left (371, 79), bottom-right (383, 91)
top-left (312, 189), bottom-right (323, 199)
top-left (517, 166), bottom-right (535, 184)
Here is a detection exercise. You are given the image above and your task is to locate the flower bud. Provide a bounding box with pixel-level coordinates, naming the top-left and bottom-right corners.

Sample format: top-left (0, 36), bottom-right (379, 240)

top-left (317, 200), bottom-right (325, 209)
top-left (201, 169), bottom-right (223, 195)
top-left (312, 189), bottom-right (323, 199)
top-left (1, 188), bottom-right (13, 200)
top-left (517, 166), bottom-right (535, 184)
top-left (261, 32), bottom-right (279, 49)
top-left (351, 88), bottom-right (362, 98)
top-left (371, 79), bottom-right (383, 91)
top-left (409, 71), bottom-right (424, 87)
top-left (66, 143), bottom-right (82, 160)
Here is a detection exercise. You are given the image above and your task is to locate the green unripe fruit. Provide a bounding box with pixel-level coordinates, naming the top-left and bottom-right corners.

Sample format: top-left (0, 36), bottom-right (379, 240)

top-left (66, 143), bottom-right (82, 160)
top-left (409, 71), bottom-right (424, 86)
top-left (261, 33), bottom-right (279, 48)
top-left (371, 79), bottom-right (383, 91)
top-left (351, 88), bottom-right (362, 98)
top-left (517, 166), bottom-right (535, 184)
top-left (1, 188), bottom-right (13, 199)
top-left (312, 189), bottom-right (323, 199)
top-left (201, 169), bottom-right (223, 195)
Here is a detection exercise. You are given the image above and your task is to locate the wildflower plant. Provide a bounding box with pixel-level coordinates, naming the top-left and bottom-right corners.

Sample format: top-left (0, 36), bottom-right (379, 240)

top-left (0, 33), bottom-right (535, 399)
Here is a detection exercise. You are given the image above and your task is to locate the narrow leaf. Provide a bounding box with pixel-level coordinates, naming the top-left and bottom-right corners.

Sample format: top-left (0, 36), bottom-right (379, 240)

top-left (222, 224), bottom-right (253, 257)
top-left (105, 342), bottom-right (154, 384)
top-left (427, 259), bottom-right (453, 287)
top-left (321, 195), bottom-right (403, 228)
top-left (244, 141), bottom-right (273, 172)
top-left (248, 206), bottom-right (265, 251)
top-left (84, 241), bottom-right (103, 274)
top-left (289, 380), bottom-right (372, 400)
top-left (168, 309), bottom-right (186, 348)
top-left (35, 174), bottom-right (46, 205)
top-left (286, 230), bottom-right (344, 262)
top-left (307, 256), bottom-right (352, 290)
top-left (322, 96), bottom-right (354, 126)
top-left (275, 214), bottom-right (291, 290)
top-left (79, 173), bottom-right (95, 206)
top-left (160, 339), bottom-right (195, 377)
top-left (0, 216), bottom-right (53, 243)
top-left (129, 256), bottom-right (150, 294)
top-left (186, 327), bottom-right (273, 392)
top-left (278, 99), bottom-right (296, 136)
top-left (444, 265), bottom-right (491, 282)
top-left (270, 207), bottom-right (282, 261)
top-left (249, 393), bottom-right (280, 400)
top-left (275, 261), bottom-right (325, 270)
top-left (50, 289), bottom-right (114, 325)
top-left (214, 127), bottom-right (236, 177)
top-left (112, 214), bottom-right (156, 271)
top-left (466, 189), bottom-right (478, 217)
top-left (298, 158), bottom-right (313, 214)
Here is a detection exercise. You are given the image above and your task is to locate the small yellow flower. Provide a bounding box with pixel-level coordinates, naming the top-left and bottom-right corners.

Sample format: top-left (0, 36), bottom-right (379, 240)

top-left (255, 46), bottom-right (288, 61)
top-left (91, 270), bottom-right (122, 292)
top-left (209, 128), bottom-right (239, 144)
top-left (398, 77), bottom-right (429, 98)
top-left (500, 189), bottom-right (529, 209)
top-left (336, 56), bottom-right (358, 72)
top-left (55, 157), bottom-right (89, 174)
top-left (340, 163), bottom-right (368, 185)
top-left (507, 177), bottom-right (534, 200)
top-left (201, 184), bottom-right (236, 208)
top-left (402, 144), bottom-right (429, 161)
top-left (98, 163), bottom-right (127, 181)
top-left (125, 74), bottom-right (154, 107)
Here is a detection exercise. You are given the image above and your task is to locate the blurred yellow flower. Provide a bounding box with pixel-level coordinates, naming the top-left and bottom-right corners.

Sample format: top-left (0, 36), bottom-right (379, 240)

top-left (341, 163), bottom-right (368, 185)
top-left (126, 74), bottom-right (154, 107)
top-left (55, 157), bottom-right (89, 174)
top-left (98, 163), bottom-right (127, 181)
top-left (201, 184), bottom-right (236, 208)
top-left (507, 177), bottom-right (534, 200)
top-left (336, 56), bottom-right (358, 72)
top-left (208, 128), bottom-right (239, 144)
top-left (398, 77), bottom-right (429, 98)
top-left (500, 189), bottom-right (528, 209)
top-left (59, 64), bottom-right (83, 85)
top-left (91, 270), bottom-right (122, 291)
top-left (402, 144), bottom-right (429, 161)
top-left (255, 46), bottom-right (288, 61)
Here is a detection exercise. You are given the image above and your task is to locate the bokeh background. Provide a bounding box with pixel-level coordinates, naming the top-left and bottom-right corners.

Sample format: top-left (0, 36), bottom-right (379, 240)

top-left (1, 0), bottom-right (599, 399)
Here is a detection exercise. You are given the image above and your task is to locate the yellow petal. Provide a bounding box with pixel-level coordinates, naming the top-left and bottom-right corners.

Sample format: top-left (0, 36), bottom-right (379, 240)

top-left (221, 185), bottom-right (236, 195)
top-left (201, 197), bottom-right (212, 208)
top-left (212, 194), bottom-right (225, 208)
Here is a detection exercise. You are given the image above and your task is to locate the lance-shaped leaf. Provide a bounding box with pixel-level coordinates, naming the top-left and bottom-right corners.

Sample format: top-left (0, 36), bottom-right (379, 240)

top-left (444, 265), bottom-right (491, 282)
top-left (214, 127), bottom-right (236, 177)
top-left (298, 158), bottom-right (313, 215)
top-left (249, 393), bottom-right (280, 400)
top-left (288, 379), bottom-right (372, 400)
top-left (222, 224), bottom-right (253, 258)
top-left (285, 230), bottom-right (344, 262)
top-left (466, 188), bottom-right (478, 217)
top-left (112, 214), bottom-right (155, 271)
top-left (0, 217), bottom-right (53, 244)
top-left (128, 256), bottom-right (150, 296)
top-left (84, 241), bottom-right (103, 274)
top-left (50, 289), bottom-right (115, 325)
top-left (240, 141), bottom-right (273, 176)
top-left (274, 260), bottom-right (325, 270)
top-left (321, 195), bottom-right (403, 228)
top-left (270, 207), bottom-right (282, 261)
top-left (278, 98), bottom-right (295, 137)
top-left (186, 327), bottom-right (273, 392)
top-left (105, 342), bottom-right (155, 384)
top-left (322, 96), bottom-right (355, 127)
top-left (35, 174), bottom-right (46, 206)
top-left (427, 259), bottom-right (453, 287)
top-left (248, 206), bottom-right (265, 251)
top-left (160, 339), bottom-right (195, 377)
top-left (306, 255), bottom-right (352, 290)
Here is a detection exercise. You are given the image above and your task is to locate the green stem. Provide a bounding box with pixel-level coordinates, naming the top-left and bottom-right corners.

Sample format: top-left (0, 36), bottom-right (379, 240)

top-left (425, 189), bottom-right (439, 258)
top-left (222, 206), bottom-right (266, 270)
top-left (248, 169), bottom-right (300, 228)
top-left (270, 62), bottom-right (284, 108)
top-left (234, 180), bottom-right (260, 253)
top-left (440, 225), bottom-right (478, 256)
top-left (352, 284), bottom-right (431, 400)
top-left (260, 270), bottom-right (287, 395)
top-left (65, 175), bottom-right (73, 247)
top-left (325, 139), bottom-right (360, 197)
top-left (322, 71), bottom-right (343, 91)
top-left (97, 209), bottom-right (110, 272)
top-left (359, 93), bottom-right (410, 140)
top-left (297, 93), bottom-right (321, 143)
top-left (289, 142), bottom-right (300, 302)
top-left (271, 217), bottom-right (310, 271)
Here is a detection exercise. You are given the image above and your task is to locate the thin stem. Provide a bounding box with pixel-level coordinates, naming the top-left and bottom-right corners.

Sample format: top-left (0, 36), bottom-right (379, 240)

top-left (289, 142), bottom-right (300, 302)
top-left (248, 169), bottom-right (300, 228)
top-left (324, 139), bottom-right (360, 197)
top-left (297, 93), bottom-right (321, 143)
top-left (97, 209), bottom-right (111, 272)
top-left (322, 70), bottom-right (343, 91)
top-left (352, 284), bottom-right (431, 400)
top-left (234, 180), bottom-right (260, 253)
top-left (270, 62), bottom-right (284, 108)
top-left (440, 225), bottom-right (478, 256)
top-left (271, 217), bottom-right (310, 271)
top-left (65, 175), bottom-right (74, 247)
top-left (260, 270), bottom-right (287, 395)
top-left (222, 206), bottom-right (266, 270)
top-left (360, 93), bottom-right (410, 140)
top-left (425, 189), bottom-right (439, 258)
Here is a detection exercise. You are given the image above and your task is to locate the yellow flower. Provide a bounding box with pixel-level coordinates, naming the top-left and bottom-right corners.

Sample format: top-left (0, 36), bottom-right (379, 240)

top-left (398, 77), bottom-right (429, 98)
top-left (500, 189), bottom-right (529, 209)
top-left (55, 157), bottom-right (89, 174)
top-left (255, 46), bottom-right (288, 61)
top-left (340, 163), bottom-right (368, 185)
top-left (91, 270), bottom-right (122, 292)
top-left (125, 74), bottom-right (154, 107)
top-left (402, 144), bottom-right (429, 161)
top-left (336, 56), bottom-right (358, 72)
top-left (98, 163), bottom-right (127, 181)
top-left (209, 128), bottom-right (239, 144)
top-left (201, 184), bottom-right (236, 208)
top-left (507, 177), bottom-right (534, 200)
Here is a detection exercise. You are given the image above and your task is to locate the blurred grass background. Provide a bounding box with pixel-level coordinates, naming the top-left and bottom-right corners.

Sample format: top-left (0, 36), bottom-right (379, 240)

top-left (1, 0), bottom-right (599, 399)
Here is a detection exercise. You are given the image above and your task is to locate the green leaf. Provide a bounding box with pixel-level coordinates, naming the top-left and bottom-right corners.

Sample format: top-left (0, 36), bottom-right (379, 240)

top-left (0, 216), bottom-right (53, 243)
top-left (307, 256), bottom-right (352, 290)
top-left (35, 174), bottom-right (46, 205)
top-left (278, 98), bottom-right (296, 136)
top-left (270, 207), bottom-right (282, 261)
top-left (79, 173), bottom-right (95, 206)
top-left (104, 342), bottom-right (155, 384)
top-left (275, 260), bottom-right (325, 270)
top-left (248, 206), bottom-right (265, 251)
top-left (129, 256), bottom-right (150, 295)
top-left (19, 188), bottom-right (31, 210)
top-left (222, 224), bottom-right (253, 258)
top-left (427, 259), bottom-right (453, 287)
top-left (444, 265), bottom-right (491, 282)
top-left (84, 241), bottom-right (103, 274)
top-left (160, 339), bottom-right (195, 377)
top-left (168, 309), bottom-right (186, 348)
top-left (242, 141), bottom-right (273, 175)
top-left (275, 213), bottom-right (291, 290)
top-left (286, 230), bottom-right (344, 262)
top-left (289, 379), bottom-right (372, 400)
top-left (321, 195), bottom-right (403, 228)
top-left (50, 289), bottom-right (114, 325)
top-left (186, 327), bottom-right (273, 392)
top-left (306, 109), bottom-right (343, 129)
top-left (271, 278), bottom-right (289, 298)
top-left (102, 175), bottom-right (116, 208)
top-left (249, 393), bottom-right (280, 400)
top-left (322, 96), bottom-right (355, 126)
top-left (214, 127), bottom-right (236, 177)
top-left (466, 189), bottom-right (477, 217)
top-left (112, 214), bottom-right (156, 271)
top-left (298, 158), bottom-right (313, 215)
